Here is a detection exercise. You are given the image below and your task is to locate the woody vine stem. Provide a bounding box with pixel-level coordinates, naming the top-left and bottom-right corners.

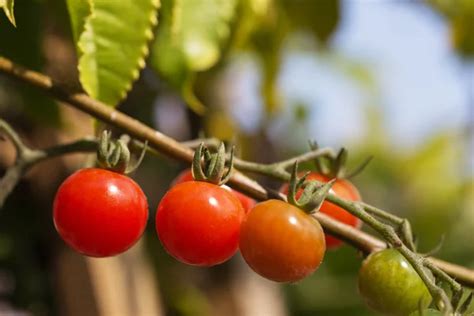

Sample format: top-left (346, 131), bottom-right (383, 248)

top-left (0, 56), bottom-right (473, 314)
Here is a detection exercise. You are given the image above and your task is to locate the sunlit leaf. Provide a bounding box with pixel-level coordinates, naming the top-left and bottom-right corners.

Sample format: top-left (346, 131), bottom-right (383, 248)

top-left (177, 0), bottom-right (236, 71)
top-left (0, 0), bottom-right (15, 27)
top-left (66, 0), bottom-right (90, 43)
top-left (151, 0), bottom-right (237, 114)
top-left (77, 0), bottom-right (160, 106)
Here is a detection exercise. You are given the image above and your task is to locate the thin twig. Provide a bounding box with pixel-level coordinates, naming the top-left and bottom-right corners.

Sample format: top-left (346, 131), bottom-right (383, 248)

top-left (0, 118), bottom-right (97, 208)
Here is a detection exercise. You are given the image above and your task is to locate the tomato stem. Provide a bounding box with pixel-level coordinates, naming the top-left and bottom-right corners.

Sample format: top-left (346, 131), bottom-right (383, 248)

top-left (191, 142), bottom-right (234, 185)
top-left (287, 161), bottom-right (335, 213)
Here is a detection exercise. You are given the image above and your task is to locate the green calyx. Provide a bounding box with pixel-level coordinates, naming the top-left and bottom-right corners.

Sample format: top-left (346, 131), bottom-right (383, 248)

top-left (309, 140), bottom-right (372, 179)
top-left (287, 161), bottom-right (335, 214)
top-left (192, 142), bottom-right (234, 185)
top-left (97, 130), bottom-right (147, 174)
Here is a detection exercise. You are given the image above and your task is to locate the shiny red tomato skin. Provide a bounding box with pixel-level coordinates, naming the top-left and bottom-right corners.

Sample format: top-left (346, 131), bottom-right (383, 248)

top-left (280, 172), bottom-right (361, 249)
top-left (239, 200), bottom-right (326, 282)
top-left (173, 169), bottom-right (256, 214)
top-left (53, 168), bottom-right (148, 257)
top-left (156, 181), bottom-right (245, 266)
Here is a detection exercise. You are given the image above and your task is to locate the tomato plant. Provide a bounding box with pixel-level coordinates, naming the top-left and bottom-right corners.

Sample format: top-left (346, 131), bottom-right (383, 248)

top-left (239, 199), bottom-right (326, 282)
top-left (53, 168), bottom-right (148, 257)
top-left (358, 249), bottom-right (432, 315)
top-left (156, 181), bottom-right (244, 266)
top-left (280, 172), bottom-right (361, 249)
top-left (173, 169), bottom-right (255, 213)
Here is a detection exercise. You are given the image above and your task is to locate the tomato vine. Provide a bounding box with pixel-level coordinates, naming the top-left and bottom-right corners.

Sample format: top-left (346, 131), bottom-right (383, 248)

top-left (0, 56), bottom-right (473, 315)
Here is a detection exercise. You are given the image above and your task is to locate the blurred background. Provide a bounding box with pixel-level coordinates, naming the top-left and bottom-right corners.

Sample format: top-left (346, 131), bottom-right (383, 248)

top-left (0, 0), bottom-right (473, 315)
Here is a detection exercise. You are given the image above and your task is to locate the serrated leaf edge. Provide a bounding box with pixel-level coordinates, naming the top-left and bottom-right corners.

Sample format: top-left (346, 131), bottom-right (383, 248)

top-left (77, 0), bottom-right (160, 106)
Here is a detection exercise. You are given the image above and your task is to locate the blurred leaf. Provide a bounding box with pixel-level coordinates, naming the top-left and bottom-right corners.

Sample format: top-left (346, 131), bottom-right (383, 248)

top-left (151, 0), bottom-right (188, 87)
top-left (0, 0), bottom-right (15, 26)
top-left (251, 1), bottom-right (287, 114)
top-left (76, 0), bottom-right (159, 106)
top-left (451, 13), bottom-right (474, 57)
top-left (397, 134), bottom-right (465, 246)
top-left (175, 0), bottom-right (237, 71)
top-left (427, 0), bottom-right (474, 58)
top-left (329, 54), bottom-right (377, 92)
top-left (229, 0), bottom-right (271, 50)
top-left (294, 101), bottom-right (309, 122)
top-left (66, 0), bottom-right (90, 43)
top-left (173, 286), bottom-right (210, 316)
top-left (181, 74), bottom-right (207, 114)
top-left (151, 0), bottom-right (237, 114)
top-left (0, 0), bottom-right (59, 125)
top-left (204, 109), bottom-right (236, 140)
top-left (280, 0), bottom-right (340, 44)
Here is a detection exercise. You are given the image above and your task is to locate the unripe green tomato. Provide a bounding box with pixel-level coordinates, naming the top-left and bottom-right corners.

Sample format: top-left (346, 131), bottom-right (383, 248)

top-left (409, 309), bottom-right (442, 316)
top-left (358, 249), bottom-right (432, 316)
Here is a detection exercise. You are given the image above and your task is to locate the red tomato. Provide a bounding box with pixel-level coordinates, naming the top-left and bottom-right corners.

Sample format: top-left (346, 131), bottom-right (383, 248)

top-left (172, 169), bottom-right (256, 213)
top-left (53, 168), bottom-right (148, 257)
top-left (156, 181), bottom-right (244, 266)
top-left (239, 200), bottom-right (326, 282)
top-left (280, 172), bottom-right (361, 249)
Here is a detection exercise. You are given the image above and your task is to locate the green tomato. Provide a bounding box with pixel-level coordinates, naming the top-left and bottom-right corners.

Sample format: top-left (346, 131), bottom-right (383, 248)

top-left (358, 249), bottom-right (432, 316)
top-left (409, 309), bottom-right (442, 316)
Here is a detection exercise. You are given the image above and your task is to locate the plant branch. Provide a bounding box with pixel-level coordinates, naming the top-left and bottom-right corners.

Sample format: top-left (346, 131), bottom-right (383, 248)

top-left (1, 56), bottom-right (473, 300)
top-left (0, 118), bottom-right (97, 208)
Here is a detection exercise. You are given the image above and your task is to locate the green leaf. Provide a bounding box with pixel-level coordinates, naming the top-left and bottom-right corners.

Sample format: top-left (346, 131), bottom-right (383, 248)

top-left (151, 0), bottom-right (237, 114)
top-left (280, 0), bottom-right (340, 44)
top-left (1, 0), bottom-right (15, 27)
top-left (77, 0), bottom-right (160, 106)
top-left (66, 0), bottom-right (91, 43)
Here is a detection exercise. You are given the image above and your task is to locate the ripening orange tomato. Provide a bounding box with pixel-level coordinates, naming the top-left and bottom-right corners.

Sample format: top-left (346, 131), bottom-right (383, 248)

top-left (239, 199), bottom-right (326, 282)
top-left (280, 172), bottom-right (361, 249)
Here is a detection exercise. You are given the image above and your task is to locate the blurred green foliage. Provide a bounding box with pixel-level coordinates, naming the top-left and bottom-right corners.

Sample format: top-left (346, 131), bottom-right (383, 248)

top-left (428, 0), bottom-right (474, 57)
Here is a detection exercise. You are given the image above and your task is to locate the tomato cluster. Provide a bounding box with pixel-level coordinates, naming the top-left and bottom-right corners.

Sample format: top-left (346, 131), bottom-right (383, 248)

top-left (53, 164), bottom-right (437, 314)
top-left (52, 167), bottom-right (353, 277)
